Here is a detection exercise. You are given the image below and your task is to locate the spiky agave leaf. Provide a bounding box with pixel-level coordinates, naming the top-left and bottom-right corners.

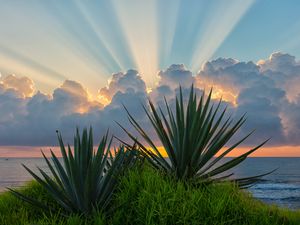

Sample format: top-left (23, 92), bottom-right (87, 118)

top-left (120, 85), bottom-right (272, 186)
top-left (9, 127), bottom-right (138, 215)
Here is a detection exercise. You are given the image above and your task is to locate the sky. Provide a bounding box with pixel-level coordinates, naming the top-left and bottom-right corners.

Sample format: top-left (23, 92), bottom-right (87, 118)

top-left (1, 0), bottom-right (300, 156)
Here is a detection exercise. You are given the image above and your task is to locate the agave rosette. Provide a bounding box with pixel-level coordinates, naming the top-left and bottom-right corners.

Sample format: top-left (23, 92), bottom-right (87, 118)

top-left (9, 128), bottom-right (137, 215)
top-left (119, 85), bottom-right (273, 187)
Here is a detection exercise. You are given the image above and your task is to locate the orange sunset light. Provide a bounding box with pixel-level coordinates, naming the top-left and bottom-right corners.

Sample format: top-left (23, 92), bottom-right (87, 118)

top-left (156, 146), bottom-right (300, 158)
top-left (1, 145), bottom-right (299, 158)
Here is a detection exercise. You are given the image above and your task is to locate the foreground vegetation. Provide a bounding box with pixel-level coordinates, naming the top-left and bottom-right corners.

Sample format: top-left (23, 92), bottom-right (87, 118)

top-left (9, 128), bottom-right (138, 215)
top-left (121, 86), bottom-right (271, 185)
top-left (9, 86), bottom-right (273, 217)
top-left (1, 165), bottom-right (300, 225)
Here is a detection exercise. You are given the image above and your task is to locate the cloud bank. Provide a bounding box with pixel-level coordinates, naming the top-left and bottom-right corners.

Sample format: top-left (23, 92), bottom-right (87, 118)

top-left (1, 52), bottom-right (300, 147)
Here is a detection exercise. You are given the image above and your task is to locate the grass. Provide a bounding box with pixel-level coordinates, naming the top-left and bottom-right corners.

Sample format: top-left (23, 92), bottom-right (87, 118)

top-left (0, 181), bottom-right (105, 225)
top-left (1, 165), bottom-right (300, 225)
top-left (110, 166), bottom-right (300, 225)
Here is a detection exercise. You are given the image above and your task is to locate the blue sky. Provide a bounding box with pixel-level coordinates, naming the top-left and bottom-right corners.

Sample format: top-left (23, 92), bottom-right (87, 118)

top-left (215, 0), bottom-right (300, 62)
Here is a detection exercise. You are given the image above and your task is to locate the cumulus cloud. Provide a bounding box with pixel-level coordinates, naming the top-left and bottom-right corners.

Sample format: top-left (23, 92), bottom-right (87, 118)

top-left (0, 74), bottom-right (35, 97)
top-left (234, 84), bottom-right (286, 145)
top-left (54, 80), bottom-right (102, 113)
top-left (150, 64), bottom-right (195, 103)
top-left (0, 83), bottom-right (27, 124)
top-left (196, 58), bottom-right (271, 105)
top-left (1, 52), bottom-right (300, 147)
top-left (282, 97), bottom-right (300, 144)
top-left (195, 52), bottom-right (300, 145)
top-left (259, 52), bottom-right (300, 102)
top-left (98, 69), bottom-right (146, 104)
top-left (258, 52), bottom-right (300, 73)
top-left (0, 72), bottom-right (148, 145)
top-left (0, 78), bottom-right (103, 145)
top-left (157, 64), bottom-right (194, 88)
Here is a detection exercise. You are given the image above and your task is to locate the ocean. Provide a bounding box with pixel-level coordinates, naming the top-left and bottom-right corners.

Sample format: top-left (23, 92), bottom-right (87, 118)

top-left (0, 157), bottom-right (300, 209)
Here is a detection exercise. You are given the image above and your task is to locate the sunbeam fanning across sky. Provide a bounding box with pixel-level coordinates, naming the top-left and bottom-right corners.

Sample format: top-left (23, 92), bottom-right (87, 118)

top-left (0, 0), bottom-right (279, 92)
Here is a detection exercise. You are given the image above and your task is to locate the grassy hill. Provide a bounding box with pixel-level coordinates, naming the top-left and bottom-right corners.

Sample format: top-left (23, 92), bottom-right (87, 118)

top-left (1, 165), bottom-right (300, 225)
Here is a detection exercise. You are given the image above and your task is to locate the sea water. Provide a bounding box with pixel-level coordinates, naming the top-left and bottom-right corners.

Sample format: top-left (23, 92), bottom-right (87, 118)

top-left (0, 157), bottom-right (299, 209)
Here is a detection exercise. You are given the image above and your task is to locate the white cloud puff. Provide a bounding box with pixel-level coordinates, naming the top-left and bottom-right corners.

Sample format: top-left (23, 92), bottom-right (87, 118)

top-left (0, 74), bottom-right (35, 97)
top-left (98, 69), bottom-right (146, 104)
top-left (157, 64), bottom-right (194, 88)
top-left (259, 52), bottom-right (300, 102)
top-left (150, 64), bottom-right (195, 102)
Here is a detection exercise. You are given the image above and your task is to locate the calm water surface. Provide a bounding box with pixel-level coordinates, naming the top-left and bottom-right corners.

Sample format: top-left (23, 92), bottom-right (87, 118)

top-left (0, 157), bottom-right (300, 209)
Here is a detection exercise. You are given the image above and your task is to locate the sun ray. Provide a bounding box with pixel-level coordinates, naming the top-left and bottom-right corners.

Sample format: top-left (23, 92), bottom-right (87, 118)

top-left (39, 1), bottom-right (119, 75)
top-left (112, 0), bottom-right (159, 87)
top-left (74, 1), bottom-right (136, 72)
top-left (157, 0), bottom-right (181, 68)
top-left (190, 0), bottom-right (255, 72)
top-left (0, 55), bottom-right (60, 92)
top-left (0, 45), bottom-right (65, 80)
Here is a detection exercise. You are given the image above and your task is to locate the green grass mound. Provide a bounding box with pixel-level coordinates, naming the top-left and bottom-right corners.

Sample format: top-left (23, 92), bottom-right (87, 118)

top-left (1, 166), bottom-right (300, 225)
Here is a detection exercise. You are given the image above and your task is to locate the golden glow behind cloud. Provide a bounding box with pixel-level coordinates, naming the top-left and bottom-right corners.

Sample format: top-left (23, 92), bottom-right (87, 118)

top-left (196, 78), bottom-right (238, 106)
top-left (0, 74), bottom-right (35, 98)
top-left (97, 93), bottom-right (111, 106)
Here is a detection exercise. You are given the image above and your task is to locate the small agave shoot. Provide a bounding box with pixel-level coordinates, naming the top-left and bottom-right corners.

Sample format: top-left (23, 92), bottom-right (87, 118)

top-left (120, 85), bottom-right (272, 187)
top-left (9, 128), bottom-right (137, 215)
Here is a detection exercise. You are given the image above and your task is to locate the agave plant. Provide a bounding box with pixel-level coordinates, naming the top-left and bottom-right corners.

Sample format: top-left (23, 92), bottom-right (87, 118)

top-left (119, 85), bottom-right (272, 187)
top-left (9, 127), bottom-right (137, 215)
